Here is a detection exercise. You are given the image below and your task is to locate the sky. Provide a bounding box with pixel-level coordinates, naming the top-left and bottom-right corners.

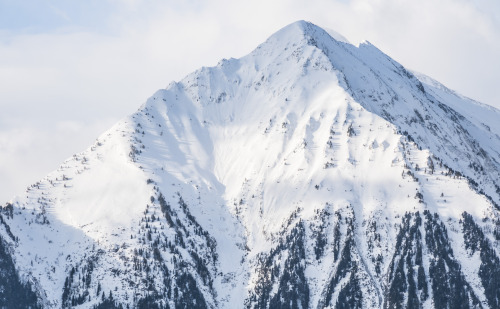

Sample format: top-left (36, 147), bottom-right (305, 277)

top-left (1, 0), bottom-right (499, 202)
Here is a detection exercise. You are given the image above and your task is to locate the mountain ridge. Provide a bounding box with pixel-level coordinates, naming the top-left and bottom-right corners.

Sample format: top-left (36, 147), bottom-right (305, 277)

top-left (2, 20), bottom-right (500, 308)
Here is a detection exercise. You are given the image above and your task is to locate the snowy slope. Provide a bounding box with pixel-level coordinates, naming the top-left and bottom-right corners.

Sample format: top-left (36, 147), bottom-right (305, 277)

top-left (1, 20), bottom-right (500, 309)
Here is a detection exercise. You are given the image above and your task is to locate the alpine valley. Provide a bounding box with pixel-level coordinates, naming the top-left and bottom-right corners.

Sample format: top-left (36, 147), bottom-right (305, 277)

top-left (2, 21), bottom-right (500, 309)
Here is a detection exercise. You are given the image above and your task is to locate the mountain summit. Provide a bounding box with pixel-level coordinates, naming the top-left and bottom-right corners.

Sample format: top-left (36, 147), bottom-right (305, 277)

top-left (2, 21), bottom-right (500, 309)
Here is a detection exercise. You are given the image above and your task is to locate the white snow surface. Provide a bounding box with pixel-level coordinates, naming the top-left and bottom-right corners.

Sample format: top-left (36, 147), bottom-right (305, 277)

top-left (2, 20), bottom-right (500, 308)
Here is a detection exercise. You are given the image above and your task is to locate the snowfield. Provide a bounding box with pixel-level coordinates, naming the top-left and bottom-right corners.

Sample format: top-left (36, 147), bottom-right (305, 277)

top-left (1, 21), bottom-right (500, 309)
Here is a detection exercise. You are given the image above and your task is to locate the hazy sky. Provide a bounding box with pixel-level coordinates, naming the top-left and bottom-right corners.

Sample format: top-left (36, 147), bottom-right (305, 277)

top-left (1, 0), bottom-right (499, 202)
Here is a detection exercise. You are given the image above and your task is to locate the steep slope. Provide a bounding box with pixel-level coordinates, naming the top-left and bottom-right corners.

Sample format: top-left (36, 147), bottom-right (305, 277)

top-left (1, 20), bottom-right (500, 308)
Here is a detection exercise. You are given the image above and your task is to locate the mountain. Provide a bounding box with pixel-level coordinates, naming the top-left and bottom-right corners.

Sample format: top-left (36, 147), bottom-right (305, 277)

top-left (2, 20), bottom-right (500, 309)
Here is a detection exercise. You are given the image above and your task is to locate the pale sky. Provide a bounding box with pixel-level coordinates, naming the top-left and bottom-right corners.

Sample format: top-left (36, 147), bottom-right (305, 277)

top-left (1, 0), bottom-right (499, 202)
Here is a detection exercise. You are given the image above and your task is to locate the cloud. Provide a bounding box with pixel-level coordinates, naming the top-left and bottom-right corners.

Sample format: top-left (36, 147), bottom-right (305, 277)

top-left (0, 119), bottom-right (116, 202)
top-left (0, 0), bottom-right (499, 201)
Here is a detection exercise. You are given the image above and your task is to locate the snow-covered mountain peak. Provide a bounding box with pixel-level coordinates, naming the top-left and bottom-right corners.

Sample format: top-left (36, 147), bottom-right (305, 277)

top-left (1, 21), bottom-right (500, 309)
top-left (256, 20), bottom-right (331, 47)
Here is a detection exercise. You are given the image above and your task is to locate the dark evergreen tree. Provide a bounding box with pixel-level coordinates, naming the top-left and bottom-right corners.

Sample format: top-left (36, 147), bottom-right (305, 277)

top-left (323, 217), bottom-right (362, 309)
top-left (0, 236), bottom-right (40, 308)
top-left (92, 290), bottom-right (123, 309)
top-left (136, 293), bottom-right (169, 309)
top-left (268, 222), bottom-right (309, 309)
top-left (173, 272), bottom-right (208, 309)
top-left (245, 222), bottom-right (309, 309)
top-left (462, 212), bottom-right (500, 308)
top-left (385, 212), bottom-right (427, 309)
top-left (336, 266), bottom-right (362, 309)
top-left (424, 211), bottom-right (481, 309)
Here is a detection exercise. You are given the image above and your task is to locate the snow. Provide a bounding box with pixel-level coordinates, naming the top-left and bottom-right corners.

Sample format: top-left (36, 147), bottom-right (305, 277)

top-left (55, 123), bottom-right (150, 231)
top-left (1, 20), bottom-right (499, 308)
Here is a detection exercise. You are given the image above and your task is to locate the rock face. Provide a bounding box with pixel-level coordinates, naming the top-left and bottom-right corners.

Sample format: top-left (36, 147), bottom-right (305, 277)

top-left (1, 21), bottom-right (500, 308)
